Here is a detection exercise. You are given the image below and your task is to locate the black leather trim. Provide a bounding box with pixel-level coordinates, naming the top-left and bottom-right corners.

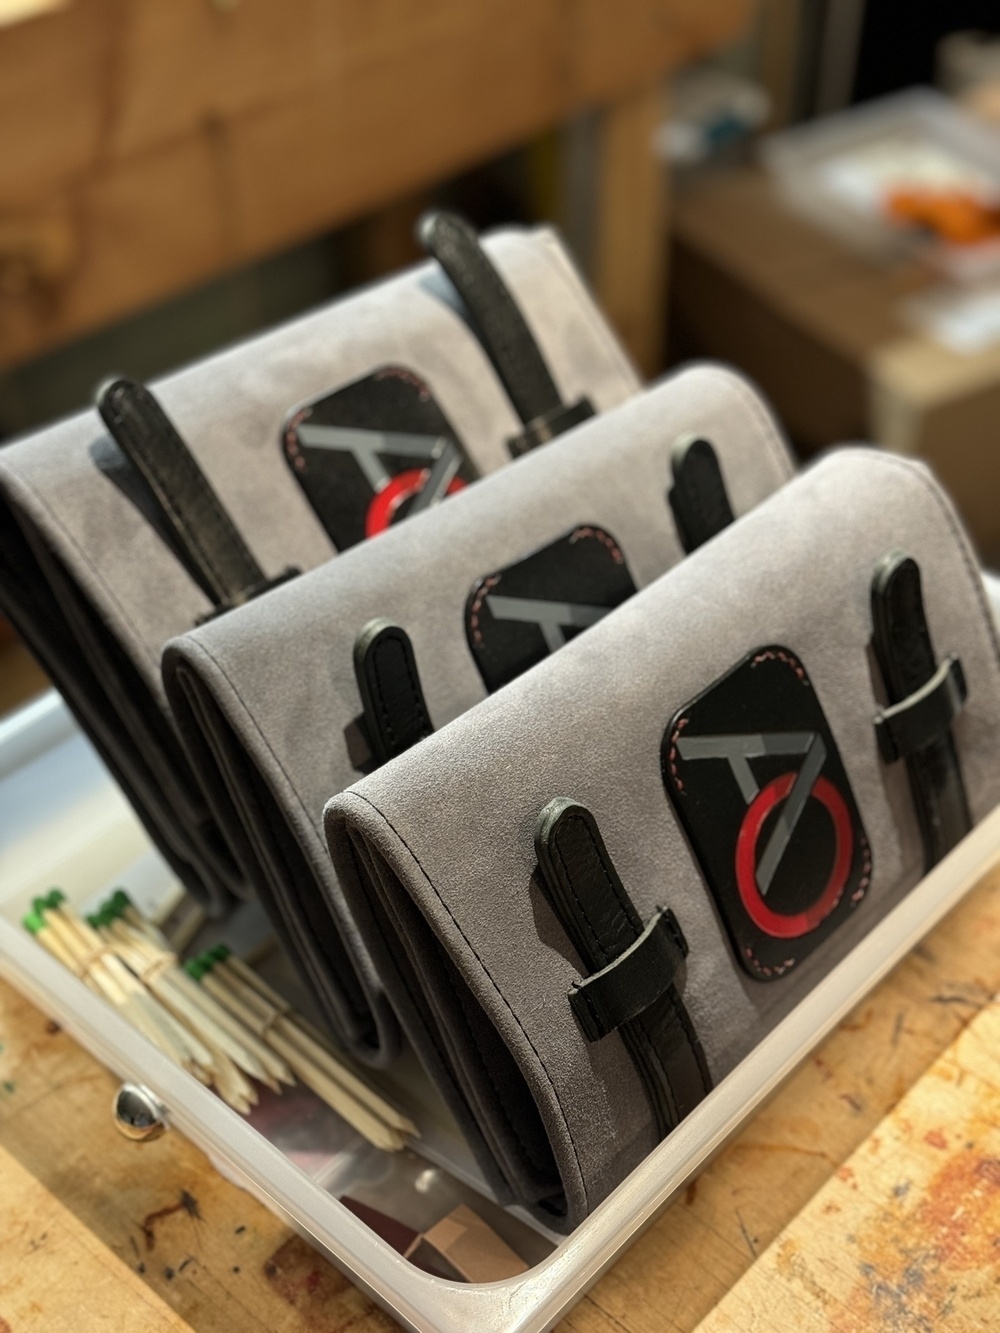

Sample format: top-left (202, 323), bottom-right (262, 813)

top-left (97, 377), bottom-right (296, 615)
top-left (667, 435), bottom-right (735, 554)
top-left (417, 211), bottom-right (594, 453)
top-left (353, 619), bottom-right (434, 765)
top-left (871, 552), bottom-right (971, 870)
top-left (534, 798), bottom-right (711, 1134)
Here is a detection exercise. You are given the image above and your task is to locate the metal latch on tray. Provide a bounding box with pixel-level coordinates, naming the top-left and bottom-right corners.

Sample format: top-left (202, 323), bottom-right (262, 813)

top-left (113, 1082), bottom-right (168, 1142)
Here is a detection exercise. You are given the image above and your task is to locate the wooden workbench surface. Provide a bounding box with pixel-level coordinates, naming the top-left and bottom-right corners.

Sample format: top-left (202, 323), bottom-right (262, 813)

top-left (3, 860), bottom-right (1000, 1330)
top-left (697, 997), bottom-right (1000, 1332)
top-left (0, 0), bottom-right (752, 376)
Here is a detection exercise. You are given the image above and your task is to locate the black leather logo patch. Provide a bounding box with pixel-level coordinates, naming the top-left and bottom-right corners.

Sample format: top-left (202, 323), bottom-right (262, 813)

top-left (465, 526), bottom-right (637, 693)
top-left (282, 365), bottom-right (476, 551)
top-left (662, 647), bottom-right (871, 981)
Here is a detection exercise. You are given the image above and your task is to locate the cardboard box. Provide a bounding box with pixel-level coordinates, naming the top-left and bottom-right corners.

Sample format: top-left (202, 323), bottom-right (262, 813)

top-left (671, 166), bottom-right (1000, 565)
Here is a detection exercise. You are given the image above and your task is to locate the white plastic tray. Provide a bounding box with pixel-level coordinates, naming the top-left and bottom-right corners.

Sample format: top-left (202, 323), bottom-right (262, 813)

top-left (3, 690), bottom-right (1000, 1330)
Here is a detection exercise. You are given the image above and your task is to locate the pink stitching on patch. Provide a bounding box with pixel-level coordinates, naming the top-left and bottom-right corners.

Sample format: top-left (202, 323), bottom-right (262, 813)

top-left (374, 365), bottom-right (432, 399)
top-left (667, 716), bottom-right (690, 791)
top-left (750, 648), bottom-right (808, 683)
top-left (569, 525), bottom-right (625, 564)
top-left (743, 945), bottom-right (797, 978)
top-left (851, 835), bottom-right (872, 904)
top-left (467, 574), bottom-right (501, 648)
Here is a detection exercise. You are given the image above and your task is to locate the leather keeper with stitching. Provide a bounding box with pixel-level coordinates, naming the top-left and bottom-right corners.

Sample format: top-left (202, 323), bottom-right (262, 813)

top-left (569, 906), bottom-right (688, 1042)
top-left (875, 654), bottom-right (968, 764)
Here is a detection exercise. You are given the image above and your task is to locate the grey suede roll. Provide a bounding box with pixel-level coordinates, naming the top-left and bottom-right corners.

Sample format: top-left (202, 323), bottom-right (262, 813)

top-left (162, 365), bottom-right (794, 1062)
top-left (0, 226), bottom-right (636, 913)
top-left (324, 449), bottom-right (1000, 1229)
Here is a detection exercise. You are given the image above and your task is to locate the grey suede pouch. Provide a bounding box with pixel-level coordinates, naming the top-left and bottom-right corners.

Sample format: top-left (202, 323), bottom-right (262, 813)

top-left (323, 449), bottom-right (1000, 1230)
top-left (0, 226), bottom-right (637, 912)
top-left (162, 366), bottom-right (794, 1062)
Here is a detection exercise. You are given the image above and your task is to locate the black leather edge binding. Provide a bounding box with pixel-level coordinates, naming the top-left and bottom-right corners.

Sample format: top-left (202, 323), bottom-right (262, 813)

top-left (97, 377), bottom-right (298, 617)
top-left (416, 211), bottom-right (595, 457)
top-left (353, 619), bottom-right (434, 766)
top-left (534, 797), bottom-right (711, 1134)
top-left (871, 552), bottom-right (971, 871)
top-left (667, 435), bottom-right (736, 554)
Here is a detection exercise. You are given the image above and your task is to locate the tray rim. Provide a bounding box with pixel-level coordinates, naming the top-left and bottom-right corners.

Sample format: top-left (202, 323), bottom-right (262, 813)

top-left (2, 692), bottom-right (1000, 1332)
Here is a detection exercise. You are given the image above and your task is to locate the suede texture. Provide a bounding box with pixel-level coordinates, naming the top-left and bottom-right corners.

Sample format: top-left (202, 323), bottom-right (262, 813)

top-left (324, 450), bottom-right (1000, 1230)
top-left (162, 366), bottom-right (795, 1063)
top-left (0, 226), bottom-right (637, 911)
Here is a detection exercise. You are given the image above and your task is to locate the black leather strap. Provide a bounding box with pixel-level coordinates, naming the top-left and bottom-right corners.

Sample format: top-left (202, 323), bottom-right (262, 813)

top-left (534, 798), bottom-right (711, 1133)
top-left (871, 552), bottom-right (971, 870)
top-left (97, 378), bottom-right (296, 617)
top-left (417, 211), bottom-right (594, 457)
top-left (667, 436), bottom-right (736, 554)
top-left (354, 619), bottom-right (434, 765)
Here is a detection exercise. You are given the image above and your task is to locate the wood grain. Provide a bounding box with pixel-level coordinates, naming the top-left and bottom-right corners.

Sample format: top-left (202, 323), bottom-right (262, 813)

top-left (0, 0), bottom-right (67, 30)
top-left (0, 1142), bottom-right (187, 1332)
top-left (560, 863), bottom-right (1000, 1332)
top-left (695, 998), bottom-right (1000, 1331)
top-left (0, 0), bottom-right (753, 368)
top-left (0, 980), bottom-right (398, 1331)
top-left (0, 638), bottom-right (47, 714)
top-left (0, 1), bottom-right (113, 207)
top-left (593, 80), bottom-right (668, 377)
top-left (571, 0), bottom-right (754, 104)
top-left (4, 860), bottom-right (1000, 1329)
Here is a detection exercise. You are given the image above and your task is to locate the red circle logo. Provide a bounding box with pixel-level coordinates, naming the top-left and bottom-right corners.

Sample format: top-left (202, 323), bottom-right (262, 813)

top-left (735, 772), bottom-right (854, 939)
top-left (365, 469), bottom-right (466, 538)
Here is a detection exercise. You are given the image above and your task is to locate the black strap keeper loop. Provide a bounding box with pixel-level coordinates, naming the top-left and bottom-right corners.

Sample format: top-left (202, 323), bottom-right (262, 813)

top-left (507, 397), bottom-right (595, 458)
top-left (569, 906), bottom-right (688, 1043)
top-left (875, 654), bottom-right (967, 765)
top-left (195, 566), bottom-right (300, 624)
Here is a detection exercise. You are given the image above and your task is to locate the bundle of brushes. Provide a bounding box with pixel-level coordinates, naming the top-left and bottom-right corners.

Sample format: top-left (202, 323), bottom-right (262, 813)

top-left (23, 889), bottom-right (416, 1151)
